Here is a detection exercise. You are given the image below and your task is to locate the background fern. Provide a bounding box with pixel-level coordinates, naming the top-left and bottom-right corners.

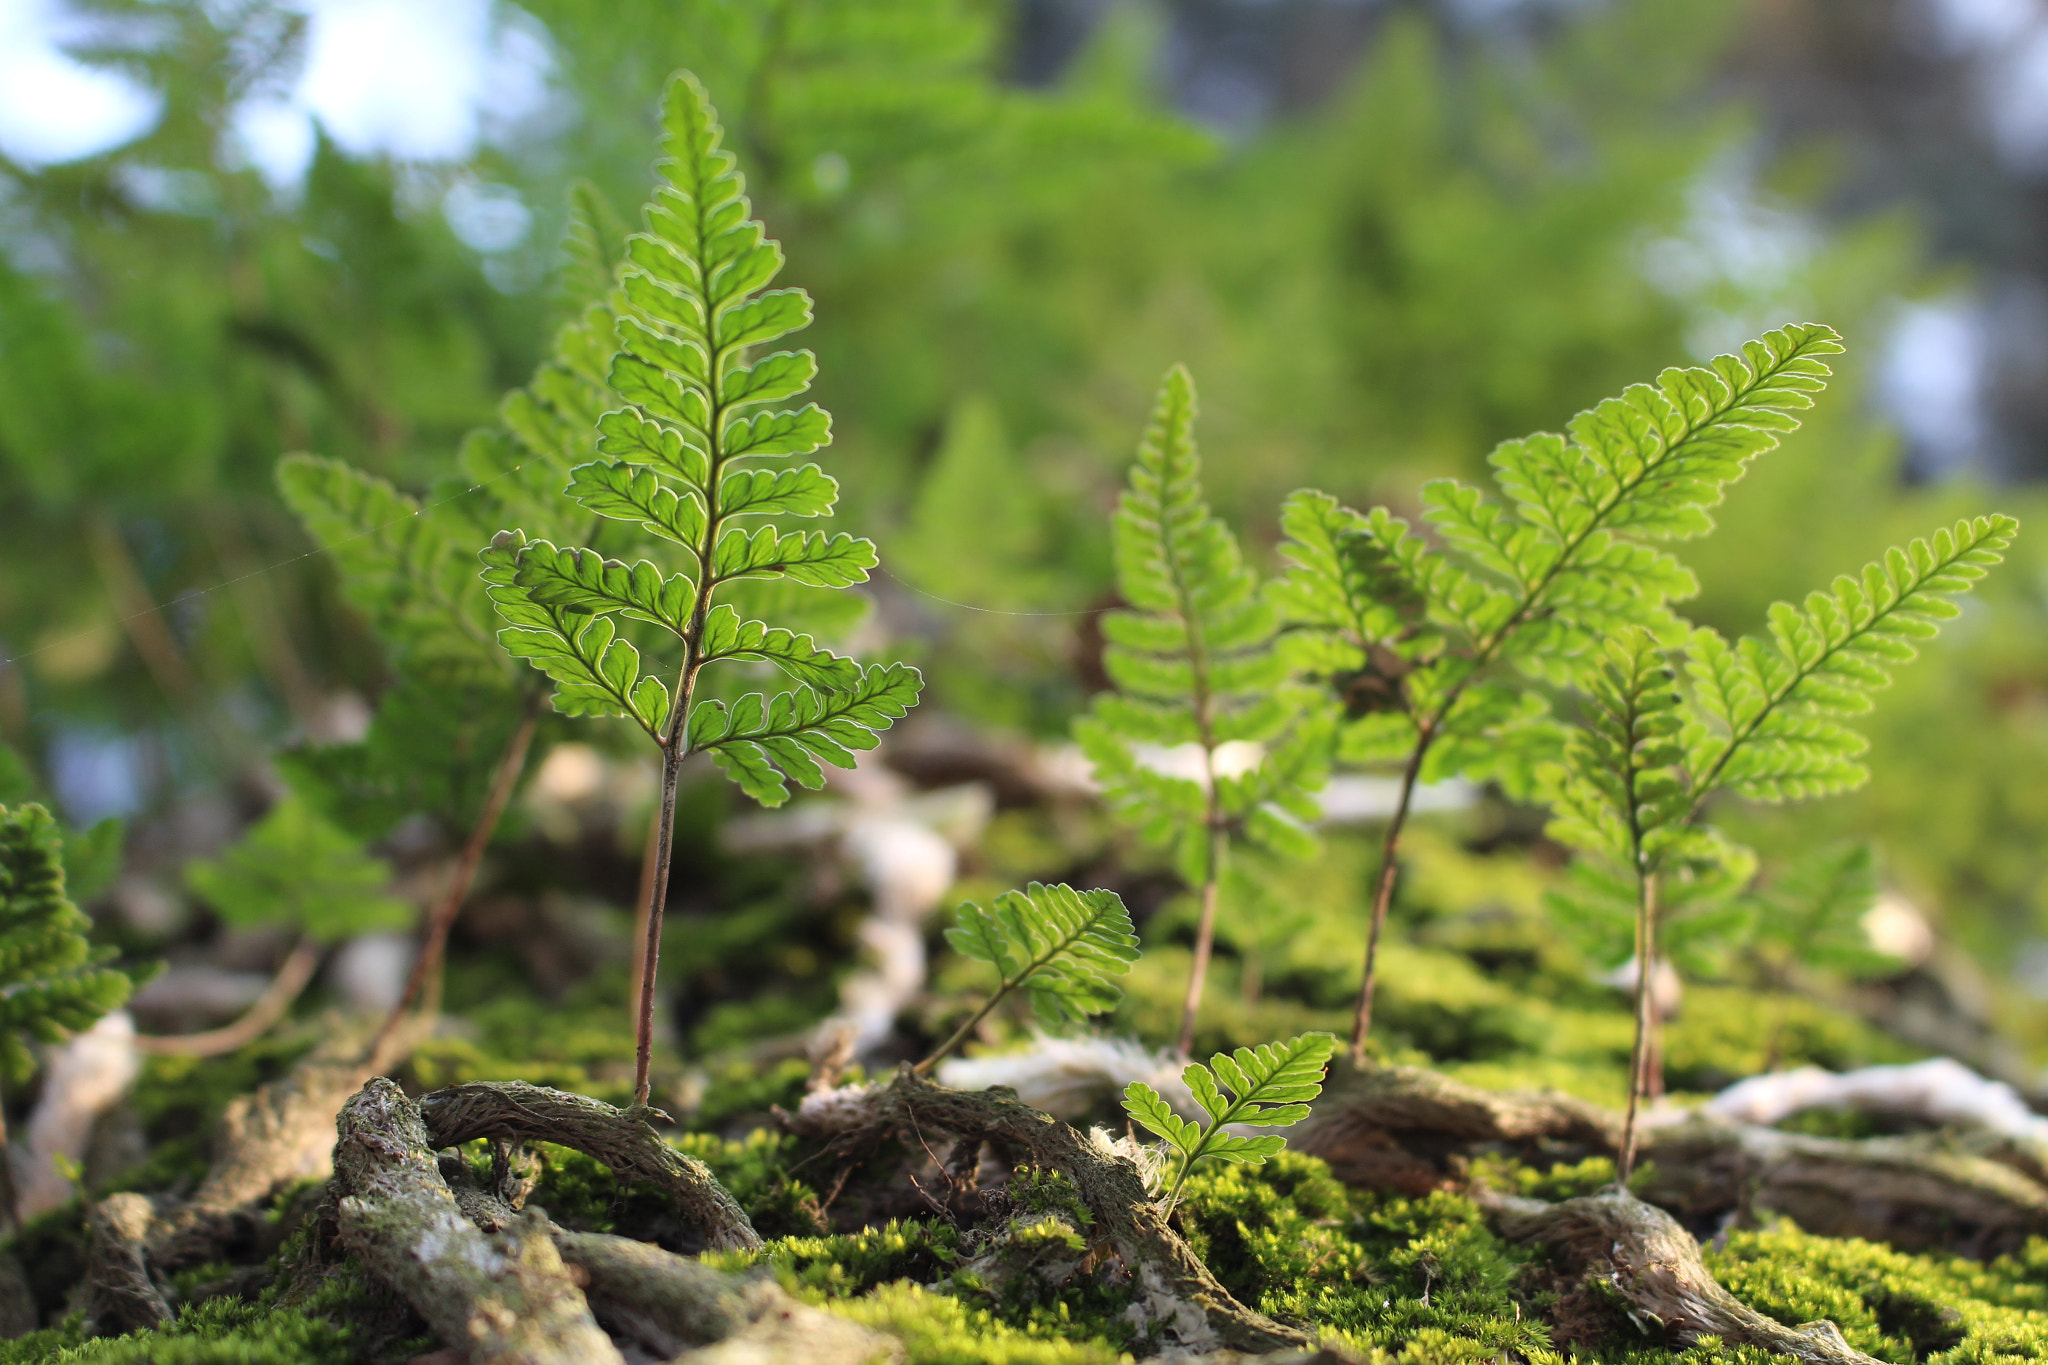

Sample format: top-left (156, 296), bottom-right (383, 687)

top-left (1076, 366), bottom-right (1331, 1057)
top-left (0, 805), bottom-right (131, 1084)
top-left (1273, 324), bottom-right (1847, 1059)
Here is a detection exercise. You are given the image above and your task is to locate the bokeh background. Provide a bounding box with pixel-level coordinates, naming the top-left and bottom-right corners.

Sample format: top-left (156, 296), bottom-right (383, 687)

top-left (8, 0), bottom-right (2048, 1085)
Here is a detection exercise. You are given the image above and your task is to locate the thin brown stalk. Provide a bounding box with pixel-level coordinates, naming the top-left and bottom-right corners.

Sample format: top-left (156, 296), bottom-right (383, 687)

top-left (627, 800), bottom-right (663, 1030)
top-left (368, 697), bottom-right (542, 1071)
top-left (1620, 870), bottom-right (1659, 1184)
top-left (136, 935), bottom-right (321, 1057)
top-left (632, 745), bottom-right (684, 1106)
top-left (1348, 726), bottom-right (1431, 1064)
top-left (1175, 813), bottom-right (1228, 1059)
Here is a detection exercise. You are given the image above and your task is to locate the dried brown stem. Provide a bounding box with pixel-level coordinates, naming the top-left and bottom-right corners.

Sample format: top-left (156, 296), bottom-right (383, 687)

top-left (136, 935), bottom-right (320, 1058)
top-left (370, 695), bottom-right (542, 1069)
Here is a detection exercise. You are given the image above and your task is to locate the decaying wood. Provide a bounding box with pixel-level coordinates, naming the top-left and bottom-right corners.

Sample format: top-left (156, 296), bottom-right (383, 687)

top-left (790, 1067), bottom-right (1315, 1354)
top-left (1637, 1119), bottom-right (2048, 1258)
top-left (83, 1192), bottom-right (173, 1339)
top-left (333, 1077), bottom-right (624, 1365)
top-left (1290, 1061), bottom-right (1620, 1192)
top-left (1488, 1188), bottom-right (1885, 1365)
top-left (417, 1081), bottom-right (763, 1253)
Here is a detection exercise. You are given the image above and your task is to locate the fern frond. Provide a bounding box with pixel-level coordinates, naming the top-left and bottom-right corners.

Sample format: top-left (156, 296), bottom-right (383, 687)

top-left (1744, 843), bottom-right (1892, 977)
top-left (1541, 627), bottom-right (1688, 870)
top-left (481, 72), bottom-right (917, 799)
top-left (0, 804), bottom-right (132, 1080)
top-left (1084, 368), bottom-right (1329, 885)
top-left (185, 799), bottom-right (412, 946)
top-left (1121, 1031), bottom-right (1336, 1199)
top-left (945, 883), bottom-right (1141, 1026)
top-left (1684, 515), bottom-right (2019, 802)
top-left (918, 883), bottom-right (1139, 1072)
top-left (275, 455), bottom-right (500, 669)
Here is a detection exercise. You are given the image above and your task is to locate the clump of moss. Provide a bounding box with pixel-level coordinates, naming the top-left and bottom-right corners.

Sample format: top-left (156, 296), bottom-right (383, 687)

top-left (823, 1281), bottom-right (1124, 1365)
top-left (116, 1034), bottom-right (316, 1193)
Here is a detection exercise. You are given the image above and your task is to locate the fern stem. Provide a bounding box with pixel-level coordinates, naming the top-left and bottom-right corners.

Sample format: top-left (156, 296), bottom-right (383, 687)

top-left (1348, 722), bottom-right (1430, 1064)
top-left (633, 743), bottom-right (686, 1106)
top-left (1620, 870), bottom-right (1659, 1185)
top-left (915, 988), bottom-right (1010, 1078)
top-left (368, 694), bottom-right (542, 1070)
top-left (138, 934), bottom-right (320, 1058)
top-left (1176, 783), bottom-right (1229, 1059)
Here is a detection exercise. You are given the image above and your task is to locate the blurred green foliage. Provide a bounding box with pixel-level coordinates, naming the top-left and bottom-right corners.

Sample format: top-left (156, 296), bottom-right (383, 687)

top-left (3, 0), bottom-right (2047, 1035)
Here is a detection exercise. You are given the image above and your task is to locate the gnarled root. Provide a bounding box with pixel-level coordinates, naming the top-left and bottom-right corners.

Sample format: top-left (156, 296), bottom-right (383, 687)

top-left (334, 1077), bottom-right (625, 1365)
top-left (1636, 1119), bottom-right (2048, 1259)
top-left (790, 1067), bottom-right (1315, 1355)
top-left (1487, 1188), bottom-right (1884, 1365)
top-left (82, 1192), bottom-right (173, 1339)
top-left (1296, 1063), bottom-right (2048, 1261)
top-left (417, 1080), bottom-right (762, 1253)
top-left (334, 1077), bottom-right (894, 1364)
top-left (150, 1020), bottom-right (401, 1270)
top-left (1289, 1061), bottom-right (1619, 1193)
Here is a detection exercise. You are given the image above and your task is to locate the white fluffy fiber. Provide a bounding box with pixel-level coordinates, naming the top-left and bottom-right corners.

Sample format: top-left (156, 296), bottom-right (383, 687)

top-left (938, 1034), bottom-right (1194, 1119)
top-left (1705, 1056), bottom-right (2048, 1142)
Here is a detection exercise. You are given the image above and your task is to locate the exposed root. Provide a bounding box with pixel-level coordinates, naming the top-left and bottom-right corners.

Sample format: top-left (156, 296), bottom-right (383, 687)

top-left (790, 1067), bottom-right (1314, 1354)
top-left (1289, 1062), bottom-right (1619, 1192)
top-left (149, 1020), bottom-right (394, 1269)
top-left (333, 1077), bottom-right (624, 1365)
top-left (554, 1227), bottom-right (894, 1361)
top-left (82, 1192), bottom-right (173, 1339)
top-left (1637, 1119), bottom-right (2048, 1258)
top-left (1487, 1188), bottom-right (1885, 1365)
top-left (333, 1077), bottom-right (893, 1364)
top-left (417, 1080), bottom-right (762, 1253)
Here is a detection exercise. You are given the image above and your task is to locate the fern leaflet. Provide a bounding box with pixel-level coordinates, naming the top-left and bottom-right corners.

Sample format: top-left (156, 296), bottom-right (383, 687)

top-left (1122, 1031), bottom-right (1336, 1202)
top-left (917, 883), bottom-right (1140, 1073)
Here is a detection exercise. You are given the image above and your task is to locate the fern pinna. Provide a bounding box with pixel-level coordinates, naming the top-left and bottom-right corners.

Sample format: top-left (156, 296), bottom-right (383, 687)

top-left (1544, 515), bottom-right (2017, 1177)
top-left (481, 74), bottom-right (921, 1104)
top-left (1077, 367), bottom-right (1331, 1057)
top-left (1273, 323), bottom-right (1848, 1063)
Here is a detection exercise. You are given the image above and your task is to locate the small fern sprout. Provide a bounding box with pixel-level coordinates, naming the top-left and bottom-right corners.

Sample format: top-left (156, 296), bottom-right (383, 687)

top-left (1079, 366), bottom-right (1333, 1058)
top-left (1121, 1031), bottom-right (1336, 1205)
top-left (1273, 324), bottom-right (1851, 1064)
top-left (916, 882), bottom-right (1140, 1074)
top-left (1543, 515), bottom-right (2019, 1180)
top-left (477, 75), bottom-right (922, 1105)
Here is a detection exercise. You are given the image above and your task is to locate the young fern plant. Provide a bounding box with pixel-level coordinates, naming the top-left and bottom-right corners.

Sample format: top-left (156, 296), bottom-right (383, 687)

top-left (1078, 367), bottom-right (1332, 1057)
top-left (1273, 323), bottom-right (1849, 1064)
top-left (482, 74), bottom-right (921, 1105)
top-left (1122, 1031), bottom-right (1336, 1206)
top-left (915, 882), bottom-right (1140, 1074)
top-left (1544, 514), bottom-right (2019, 1178)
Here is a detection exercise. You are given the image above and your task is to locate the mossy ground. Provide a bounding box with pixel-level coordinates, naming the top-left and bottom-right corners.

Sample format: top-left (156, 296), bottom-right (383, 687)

top-left (18, 819), bottom-right (2031, 1362)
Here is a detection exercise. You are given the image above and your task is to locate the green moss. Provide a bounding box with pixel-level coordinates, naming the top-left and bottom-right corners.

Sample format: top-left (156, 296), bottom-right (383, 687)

top-left (823, 1282), bottom-right (1125, 1364)
top-left (410, 960), bottom-right (644, 1103)
top-left (684, 1055), bottom-right (813, 1132)
top-left (0, 1297), bottom-right (355, 1365)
